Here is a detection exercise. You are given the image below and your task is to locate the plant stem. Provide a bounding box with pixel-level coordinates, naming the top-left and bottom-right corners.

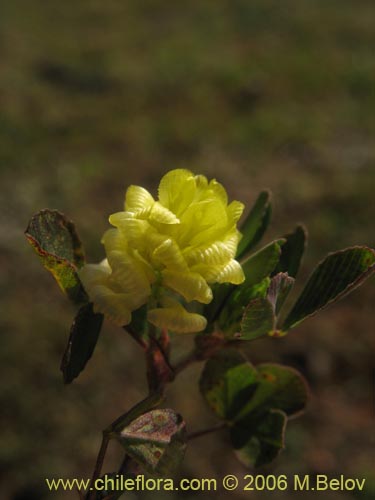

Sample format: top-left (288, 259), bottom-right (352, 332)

top-left (88, 431), bottom-right (110, 500)
top-left (173, 350), bottom-right (198, 375)
top-left (88, 311), bottom-right (199, 494)
top-left (118, 453), bottom-right (131, 473)
top-left (124, 325), bottom-right (148, 350)
top-left (187, 422), bottom-right (227, 441)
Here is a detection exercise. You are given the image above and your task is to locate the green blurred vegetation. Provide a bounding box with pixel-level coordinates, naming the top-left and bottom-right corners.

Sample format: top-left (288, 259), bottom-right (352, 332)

top-left (0, 1), bottom-right (374, 499)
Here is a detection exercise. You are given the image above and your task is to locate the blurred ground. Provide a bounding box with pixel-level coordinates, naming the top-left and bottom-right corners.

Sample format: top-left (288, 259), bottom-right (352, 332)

top-left (0, 1), bottom-right (374, 499)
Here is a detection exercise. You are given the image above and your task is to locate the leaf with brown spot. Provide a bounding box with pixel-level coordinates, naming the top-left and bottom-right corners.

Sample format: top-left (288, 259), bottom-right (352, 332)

top-left (234, 363), bottom-right (309, 422)
top-left (116, 409), bottom-right (187, 475)
top-left (25, 209), bottom-right (87, 304)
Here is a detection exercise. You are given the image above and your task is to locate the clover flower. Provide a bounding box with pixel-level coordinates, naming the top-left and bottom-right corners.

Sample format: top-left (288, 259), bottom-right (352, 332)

top-left (79, 169), bottom-right (245, 333)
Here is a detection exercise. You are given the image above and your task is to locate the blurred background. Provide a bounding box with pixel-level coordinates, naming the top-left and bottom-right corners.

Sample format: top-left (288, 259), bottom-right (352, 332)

top-left (0, 1), bottom-right (374, 499)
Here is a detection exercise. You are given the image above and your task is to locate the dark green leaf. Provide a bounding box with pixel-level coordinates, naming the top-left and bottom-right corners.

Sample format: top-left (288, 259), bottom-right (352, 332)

top-left (200, 350), bottom-right (258, 420)
top-left (236, 191), bottom-right (272, 259)
top-left (61, 303), bottom-right (103, 384)
top-left (267, 272), bottom-right (295, 316)
top-left (127, 304), bottom-right (148, 341)
top-left (283, 246), bottom-right (375, 330)
top-left (25, 209), bottom-right (87, 304)
top-left (217, 240), bottom-right (284, 332)
top-left (201, 354), bottom-right (308, 423)
top-left (231, 409), bottom-right (286, 467)
top-left (241, 239), bottom-right (285, 287)
top-left (218, 278), bottom-right (270, 335)
top-left (203, 282), bottom-right (233, 325)
top-left (201, 352), bottom-right (308, 468)
top-left (238, 297), bottom-right (276, 341)
top-left (204, 240), bottom-right (283, 327)
top-left (273, 225), bottom-right (307, 278)
top-left (234, 363), bottom-right (309, 422)
top-left (200, 353), bottom-right (308, 468)
top-left (228, 240), bottom-right (284, 314)
top-left (116, 409), bottom-right (187, 475)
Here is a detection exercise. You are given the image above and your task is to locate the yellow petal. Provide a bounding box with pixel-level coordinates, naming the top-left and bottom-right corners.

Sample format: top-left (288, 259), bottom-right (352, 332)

top-left (125, 185), bottom-right (154, 212)
top-left (149, 201), bottom-right (180, 224)
top-left (215, 259), bottom-right (245, 284)
top-left (90, 285), bottom-right (132, 326)
top-left (189, 263), bottom-right (224, 282)
top-left (207, 179), bottom-right (228, 205)
top-left (131, 249), bottom-right (157, 284)
top-left (107, 250), bottom-right (151, 303)
top-left (194, 174), bottom-right (208, 192)
top-left (143, 230), bottom-right (170, 255)
top-left (79, 263), bottom-right (134, 325)
top-left (227, 200), bottom-right (245, 223)
top-left (162, 269), bottom-right (213, 304)
top-left (148, 302), bottom-right (207, 333)
top-left (158, 169), bottom-right (196, 215)
top-left (184, 200), bottom-right (228, 246)
top-left (224, 230), bottom-right (242, 256)
top-left (79, 260), bottom-right (111, 291)
top-left (102, 228), bottom-right (127, 253)
top-left (184, 241), bottom-right (233, 267)
top-left (108, 214), bottom-right (150, 247)
top-left (152, 238), bottom-right (188, 271)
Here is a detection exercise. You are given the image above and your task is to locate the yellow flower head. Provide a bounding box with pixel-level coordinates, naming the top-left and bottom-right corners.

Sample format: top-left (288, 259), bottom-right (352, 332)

top-left (79, 169), bottom-right (245, 333)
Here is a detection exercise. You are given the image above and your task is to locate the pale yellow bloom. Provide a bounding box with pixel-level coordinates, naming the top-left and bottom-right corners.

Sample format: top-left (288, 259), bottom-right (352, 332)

top-left (79, 169), bottom-right (245, 333)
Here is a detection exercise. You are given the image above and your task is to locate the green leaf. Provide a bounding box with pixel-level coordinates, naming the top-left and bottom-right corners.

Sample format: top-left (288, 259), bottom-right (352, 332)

top-left (201, 352), bottom-right (309, 468)
top-left (25, 209), bottom-right (87, 304)
top-left (231, 409), bottom-right (286, 467)
top-left (235, 275), bottom-right (295, 340)
top-left (200, 350), bottom-right (258, 420)
top-left (236, 191), bottom-right (272, 260)
top-left (273, 225), bottom-right (307, 278)
top-left (238, 297), bottom-right (276, 341)
top-left (201, 352), bottom-right (308, 423)
top-left (217, 240), bottom-right (284, 332)
top-left (218, 278), bottom-right (270, 336)
top-left (116, 409), bottom-right (187, 475)
top-left (229, 240), bottom-right (284, 311)
top-left (60, 303), bottom-right (103, 384)
top-left (283, 246), bottom-right (375, 331)
top-left (234, 363), bottom-right (309, 422)
top-left (204, 240), bottom-right (283, 328)
top-left (267, 272), bottom-right (295, 316)
top-left (241, 239), bottom-right (285, 288)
